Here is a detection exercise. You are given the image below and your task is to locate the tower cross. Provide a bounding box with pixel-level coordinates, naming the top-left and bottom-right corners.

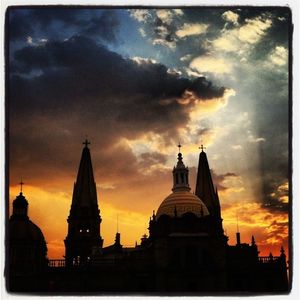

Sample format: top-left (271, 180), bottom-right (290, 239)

top-left (83, 138), bottom-right (91, 148)
top-left (199, 144), bottom-right (206, 152)
top-left (19, 178), bottom-right (24, 193)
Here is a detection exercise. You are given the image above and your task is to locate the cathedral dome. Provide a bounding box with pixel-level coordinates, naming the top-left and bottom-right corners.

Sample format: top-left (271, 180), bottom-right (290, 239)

top-left (9, 218), bottom-right (46, 242)
top-left (156, 190), bottom-right (209, 219)
top-left (9, 191), bottom-right (48, 275)
top-left (156, 147), bottom-right (210, 219)
top-left (10, 192), bottom-right (47, 244)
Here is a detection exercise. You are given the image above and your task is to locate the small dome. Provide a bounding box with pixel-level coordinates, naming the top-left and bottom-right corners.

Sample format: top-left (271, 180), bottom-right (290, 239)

top-left (156, 191), bottom-right (210, 219)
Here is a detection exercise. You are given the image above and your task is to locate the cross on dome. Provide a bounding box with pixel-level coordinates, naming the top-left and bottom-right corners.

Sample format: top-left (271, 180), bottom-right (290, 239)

top-left (19, 178), bottom-right (24, 193)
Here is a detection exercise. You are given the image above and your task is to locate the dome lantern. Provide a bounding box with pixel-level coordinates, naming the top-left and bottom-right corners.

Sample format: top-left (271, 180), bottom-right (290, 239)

top-left (12, 179), bottom-right (29, 219)
top-left (12, 193), bottom-right (28, 219)
top-left (172, 143), bottom-right (190, 192)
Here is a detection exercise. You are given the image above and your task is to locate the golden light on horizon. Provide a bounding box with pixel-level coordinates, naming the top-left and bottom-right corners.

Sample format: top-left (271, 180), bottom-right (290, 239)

top-left (9, 170), bottom-right (289, 260)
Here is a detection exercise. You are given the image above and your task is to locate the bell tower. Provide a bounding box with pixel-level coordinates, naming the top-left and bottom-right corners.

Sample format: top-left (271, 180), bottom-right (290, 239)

top-left (64, 139), bottom-right (103, 267)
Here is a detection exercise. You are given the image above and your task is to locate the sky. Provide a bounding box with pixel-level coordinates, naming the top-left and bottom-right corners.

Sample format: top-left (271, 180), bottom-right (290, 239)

top-left (7, 6), bottom-right (290, 259)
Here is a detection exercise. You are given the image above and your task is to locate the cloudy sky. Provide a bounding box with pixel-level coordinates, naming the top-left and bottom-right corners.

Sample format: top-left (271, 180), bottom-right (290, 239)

top-left (7, 7), bottom-right (290, 259)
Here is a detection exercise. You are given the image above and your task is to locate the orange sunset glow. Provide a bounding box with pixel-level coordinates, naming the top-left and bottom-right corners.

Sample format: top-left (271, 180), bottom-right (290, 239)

top-left (9, 135), bottom-right (289, 260)
top-left (8, 6), bottom-right (290, 266)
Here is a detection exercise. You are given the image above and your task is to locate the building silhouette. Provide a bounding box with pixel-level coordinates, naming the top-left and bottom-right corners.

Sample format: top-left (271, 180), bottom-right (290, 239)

top-left (7, 141), bottom-right (289, 294)
top-left (64, 139), bottom-right (103, 267)
top-left (8, 189), bottom-right (48, 292)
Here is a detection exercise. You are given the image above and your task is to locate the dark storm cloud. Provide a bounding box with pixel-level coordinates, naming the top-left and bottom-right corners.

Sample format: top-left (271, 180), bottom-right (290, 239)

top-left (8, 8), bottom-right (80, 41)
top-left (139, 152), bottom-right (167, 169)
top-left (9, 34), bottom-right (227, 185)
top-left (8, 10), bottom-right (33, 41)
top-left (80, 11), bottom-right (120, 42)
top-left (11, 35), bottom-right (226, 112)
top-left (28, 8), bottom-right (83, 28)
top-left (8, 8), bottom-right (120, 44)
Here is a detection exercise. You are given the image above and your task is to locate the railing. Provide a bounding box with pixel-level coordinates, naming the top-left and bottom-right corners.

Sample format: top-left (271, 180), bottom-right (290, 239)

top-left (49, 256), bottom-right (283, 267)
top-left (258, 256), bottom-right (280, 263)
top-left (48, 259), bottom-right (66, 267)
top-left (48, 258), bottom-right (117, 268)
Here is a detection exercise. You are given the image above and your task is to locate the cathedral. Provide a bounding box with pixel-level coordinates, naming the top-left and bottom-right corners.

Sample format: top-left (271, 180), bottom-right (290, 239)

top-left (7, 140), bottom-right (289, 294)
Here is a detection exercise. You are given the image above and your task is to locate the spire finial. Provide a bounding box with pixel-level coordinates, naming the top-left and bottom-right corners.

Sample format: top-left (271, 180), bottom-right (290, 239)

top-left (236, 214), bottom-right (239, 233)
top-left (152, 210), bottom-right (156, 221)
top-left (19, 178), bottom-right (24, 193)
top-left (178, 141), bottom-right (182, 153)
top-left (199, 144), bottom-right (206, 152)
top-left (83, 136), bottom-right (90, 148)
top-left (117, 214), bottom-right (119, 233)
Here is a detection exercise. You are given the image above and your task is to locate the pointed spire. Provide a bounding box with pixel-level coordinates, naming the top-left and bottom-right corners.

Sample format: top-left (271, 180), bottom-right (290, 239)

top-left (72, 139), bottom-right (98, 207)
top-left (280, 246), bottom-right (286, 257)
top-left (65, 140), bottom-right (103, 267)
top-left (195, 147), bottom-right (220, 217)
top-left (251, 235), bottom-right (256, 246)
